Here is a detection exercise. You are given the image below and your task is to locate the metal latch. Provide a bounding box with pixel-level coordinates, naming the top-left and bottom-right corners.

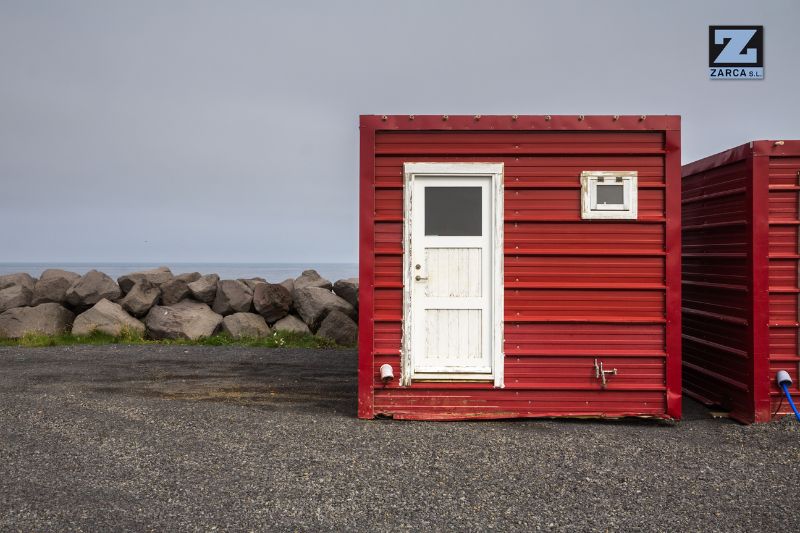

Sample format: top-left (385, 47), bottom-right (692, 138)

top-left (594, 358), bottom-right (617, 388)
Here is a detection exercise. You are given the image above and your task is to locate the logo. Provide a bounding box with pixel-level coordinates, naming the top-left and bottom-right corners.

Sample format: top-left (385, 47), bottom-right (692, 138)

top-left (709, 25), bottom-right (764, 80)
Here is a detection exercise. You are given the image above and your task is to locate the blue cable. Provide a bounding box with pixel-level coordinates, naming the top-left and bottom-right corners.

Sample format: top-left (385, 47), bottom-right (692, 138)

top-left (780, 382), bottom-right (800, 422)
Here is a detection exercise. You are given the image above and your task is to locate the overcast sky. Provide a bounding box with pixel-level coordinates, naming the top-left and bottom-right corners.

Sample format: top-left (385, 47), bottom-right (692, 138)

top-left (1, 0), bottom-right (798, 263)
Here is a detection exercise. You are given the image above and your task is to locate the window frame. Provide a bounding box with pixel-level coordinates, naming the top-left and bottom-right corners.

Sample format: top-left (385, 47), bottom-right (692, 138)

top-left (580, 171), bottom-right (638, 220)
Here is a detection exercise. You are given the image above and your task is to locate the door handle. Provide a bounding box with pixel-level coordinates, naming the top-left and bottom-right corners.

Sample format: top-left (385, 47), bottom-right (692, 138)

top-left (415, 275), bottom-right (428, 281)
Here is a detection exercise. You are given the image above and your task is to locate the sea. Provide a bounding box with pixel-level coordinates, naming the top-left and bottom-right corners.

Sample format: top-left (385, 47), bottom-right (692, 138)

top-left (0, 263), bottom-right (358, 283)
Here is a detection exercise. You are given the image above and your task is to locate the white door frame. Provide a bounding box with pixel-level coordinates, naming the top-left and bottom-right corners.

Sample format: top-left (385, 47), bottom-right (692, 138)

top-left (401, 162), bottom-right (504, 387)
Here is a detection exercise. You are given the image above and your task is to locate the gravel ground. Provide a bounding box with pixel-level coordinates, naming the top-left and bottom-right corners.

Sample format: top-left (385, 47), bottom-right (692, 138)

top-left (0, 345), bottom-right (798, 532)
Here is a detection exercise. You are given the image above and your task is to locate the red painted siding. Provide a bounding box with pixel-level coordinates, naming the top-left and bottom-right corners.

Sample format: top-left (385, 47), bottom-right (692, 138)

top-left (681, 141), bottom-right (800, 423)
top-left (768, 154), bottom-right (800, 418)
top-left (359, 115), bottom-right (681, 421)
top-left (681, 157), bottom-right (752, 420)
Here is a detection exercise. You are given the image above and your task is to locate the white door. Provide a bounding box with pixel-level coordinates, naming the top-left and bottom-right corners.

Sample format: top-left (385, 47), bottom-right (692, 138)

top-left (402, 163), bottom-right (504, 386)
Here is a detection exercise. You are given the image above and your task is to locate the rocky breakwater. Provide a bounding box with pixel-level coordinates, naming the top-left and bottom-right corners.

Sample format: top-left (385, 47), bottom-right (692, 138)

top-left (0, 268), bottom-right (359, 345)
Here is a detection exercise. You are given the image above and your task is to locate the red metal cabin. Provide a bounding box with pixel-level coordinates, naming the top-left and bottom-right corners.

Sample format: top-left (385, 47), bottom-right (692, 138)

top-left (682, 140), bottom-right (800, 423)
top-left (359, 115), bottom-right (681, 420)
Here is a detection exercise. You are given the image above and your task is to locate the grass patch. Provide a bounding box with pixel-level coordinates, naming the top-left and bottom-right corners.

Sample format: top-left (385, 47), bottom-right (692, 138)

top-left (0, 330), bottom-right (349, 349)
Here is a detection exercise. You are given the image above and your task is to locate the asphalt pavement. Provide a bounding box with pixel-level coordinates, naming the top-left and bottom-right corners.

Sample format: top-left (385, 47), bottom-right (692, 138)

top-left (0, 345), bottom-right (798, 532)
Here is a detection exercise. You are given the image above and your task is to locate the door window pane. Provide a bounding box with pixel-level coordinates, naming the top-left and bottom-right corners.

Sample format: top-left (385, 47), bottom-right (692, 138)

top-left (596, 184), bottom-right (625, 205)
top-left (425, 187), bottom-right (482, 236)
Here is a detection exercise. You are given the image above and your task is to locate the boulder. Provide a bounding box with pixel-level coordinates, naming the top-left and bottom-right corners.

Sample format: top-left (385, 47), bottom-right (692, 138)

top-left (160, 278), bottom-right (191, 306)
top-left (279, 278), bottom-right (295, 293)
top-left (272, 314), bottom-right (310, 335)
top-left (333, 278), bottom-right (359, 310)
top-left (72, 299), bottom-right (145, 337)
top-left (0, 303), bottom-right (74, 339)
top-left (316, 310), bottom-right (358, 346)
top-left (294, 269), bottom-right (332, 291)
top-left (31, 269), bottom-right (81, 306)
top-left (0, 273), bottom-right (36, 291)
top-left (239, 277), bottom-right (267, 291)
top-left (65, 270), bottom-right (122, 309)
top-left (212, 279), bottom-right (253, 316)
top-left (40, 268), bottom-right (81, 282)
top-left (221, 312), bottom-right (271, 339)
top-left (120, 279), bottom-right (161, 317)
top-left (174, 272), bottom-right (202, 283)
top-left (252, 283), bottom-right (292, 323)
top-left (188, 273), bottom-right (219, 304)
top-left (0, 284), bottom-right (33, 313)
top-left (144, 300), bottom-right (223, 340)
top-left (117, 266), bottom-right (173, 294)
top-left (293, 287), bottom-right (355, 332)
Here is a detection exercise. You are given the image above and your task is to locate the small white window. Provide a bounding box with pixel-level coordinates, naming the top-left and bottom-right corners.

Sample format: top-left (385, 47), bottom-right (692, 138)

top-left (580, 171), bottom-right (638, 220)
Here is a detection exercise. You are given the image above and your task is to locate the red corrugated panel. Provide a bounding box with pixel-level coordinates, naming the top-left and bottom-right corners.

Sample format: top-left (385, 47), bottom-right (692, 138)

top-left (375, 155), bottom-right (666, 188)
top-left (505, 256), bottom-right (664, 285)
top-left (374, 131), bottom-right (665, 156)
top-left (767, 152), bottom-right (800, 419)
top-left (360, 115), bottom-right (681, 420)
top-left (506, 222), bottom-right (664, 253)
top-left (681, 140), bottom-right (800, 423)
top-left (504, 323), bottom-right (665, 355)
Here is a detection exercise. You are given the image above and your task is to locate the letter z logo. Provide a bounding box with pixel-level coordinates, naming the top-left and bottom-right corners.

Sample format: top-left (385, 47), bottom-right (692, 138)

top-left (709, 26), bottom-right (764, 80)
top-left (714, 28), bottom-right (758, 63)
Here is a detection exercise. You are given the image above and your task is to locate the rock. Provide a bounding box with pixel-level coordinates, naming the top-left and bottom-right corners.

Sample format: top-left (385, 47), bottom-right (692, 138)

top-left (31, 270), bottom-right (81, 305)
top-left (65, 270), bottom-right (122, 309)
top-left (272, 314), bottom-right (310, 335)
top-left (144, 300), bottom-right (223, 340)
top-left (72, 299), bottom-right (145, 337)
top-left (333, 278), bottom-right (359, 310)
top-left (279, 278), bottom-right (295, 293)
top-left (40, 268), bottom-right (81, 282)
top-left (0, 284), bottom-right (33, 313)
top-left (160, 278), bottom-right (191, 306)
top-left (239, 277), bottom-right (267, 291)
top-left (188, 274), bottom-right (219, 304)
top-left (293, 287), bottom-right (355, 332)
top-left (119, 280), bottom-right (161, 317)
top-left (174, 272), bottom-right (201, 283)
top-left (221, 312), bottom-right (271, 339)
top-left (0, 273), bottom-right (36, 291)
top-left (252, 283), bottom-right (292, 323)
top-left (117, 266), bottom-right (173, 294)
top-left (316, 310), bottom-right (358, 345)
top-left (294, 269), bottom-right (332, 291)
top-left (212, 280), bottom-right (253, 316)
top-left (0, 303), bottom-right (74, 339)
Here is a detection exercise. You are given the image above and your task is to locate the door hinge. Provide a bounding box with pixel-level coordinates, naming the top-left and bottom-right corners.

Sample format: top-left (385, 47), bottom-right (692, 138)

top-left (594, 358), bottom-right (617, 388)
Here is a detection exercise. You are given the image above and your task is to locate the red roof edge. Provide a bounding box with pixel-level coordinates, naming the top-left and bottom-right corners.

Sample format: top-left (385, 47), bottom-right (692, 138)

top-left (359, 114), bottom-right (679, 132)
top-left (682, 142), bottom-right (753, 178)
top-left (683, 140), bottom-right (800, 177)
top-left (751, 140), bottom-right (800, 157)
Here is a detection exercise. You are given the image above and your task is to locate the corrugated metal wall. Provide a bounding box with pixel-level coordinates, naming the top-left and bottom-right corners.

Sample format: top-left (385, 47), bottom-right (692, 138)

top-left (768, 154), bottom-right (800, 417)
top-left (364, 124), bottom-right (679, 420)
top-left (682, 141), bottom-right (800, 423)
top-left (681, 158), bottom-right (752, 420)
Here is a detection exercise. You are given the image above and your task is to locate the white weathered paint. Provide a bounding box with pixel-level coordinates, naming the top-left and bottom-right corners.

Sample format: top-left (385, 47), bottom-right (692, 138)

top-left (401, 162), bottom-right (504, 387)
top-left (425, 248), bottom-right (482, 298)
top-left (419, 309), bottom-right (484, 370)
top-left (580, 170), bottom-right (638, 220)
